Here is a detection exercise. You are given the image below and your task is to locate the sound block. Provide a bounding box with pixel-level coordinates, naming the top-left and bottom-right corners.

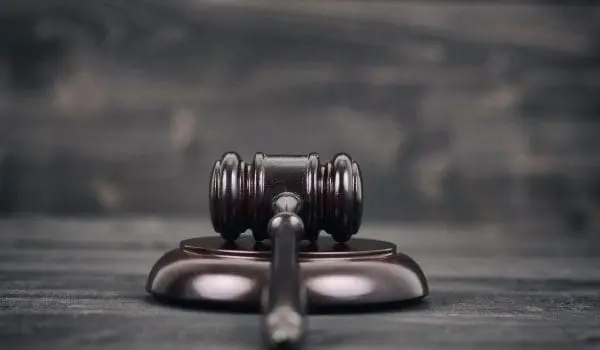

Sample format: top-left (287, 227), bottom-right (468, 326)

top-left (146, 236), bottom-right (428, 309)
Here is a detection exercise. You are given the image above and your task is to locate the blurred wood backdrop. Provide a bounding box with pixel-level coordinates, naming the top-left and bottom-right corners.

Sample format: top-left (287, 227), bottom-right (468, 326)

top-left (0, 1), bottom-right (599, 233)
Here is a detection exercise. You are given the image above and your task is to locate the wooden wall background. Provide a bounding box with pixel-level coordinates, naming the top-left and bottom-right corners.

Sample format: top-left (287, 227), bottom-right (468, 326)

top-left (0, 1), bottom-right (599, 233)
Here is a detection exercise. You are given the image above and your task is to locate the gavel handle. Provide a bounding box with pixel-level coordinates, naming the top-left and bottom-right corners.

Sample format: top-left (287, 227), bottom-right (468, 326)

top-left (262, 195), bottom-right (307, 349)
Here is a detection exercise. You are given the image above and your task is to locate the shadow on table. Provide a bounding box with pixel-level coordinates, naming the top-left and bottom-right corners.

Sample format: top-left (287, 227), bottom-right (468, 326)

top-left (143, 295), bottom-right (430, 315)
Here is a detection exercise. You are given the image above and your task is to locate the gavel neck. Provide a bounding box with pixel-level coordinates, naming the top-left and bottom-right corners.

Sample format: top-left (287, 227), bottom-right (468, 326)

top-left (272, 192), bottom-right (302, 215)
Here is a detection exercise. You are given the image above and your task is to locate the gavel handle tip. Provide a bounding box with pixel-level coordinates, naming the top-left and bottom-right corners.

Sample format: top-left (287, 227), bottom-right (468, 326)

top-left (263, 305), bottom-right (306, 349)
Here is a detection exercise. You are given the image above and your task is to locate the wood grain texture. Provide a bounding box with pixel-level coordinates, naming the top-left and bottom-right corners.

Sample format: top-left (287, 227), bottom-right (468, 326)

top-left (1, 218), bottom-right (599, 349)
top-left (0, 1), bottom-right (599, 231)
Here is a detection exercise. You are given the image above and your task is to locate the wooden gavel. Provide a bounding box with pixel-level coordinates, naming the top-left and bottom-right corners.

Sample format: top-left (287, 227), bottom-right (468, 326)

top-left (210, 152), bottom-right (363, 348)
top-left (146, 152), bottom-right (428, 350)
top-left (209, 152), bottom-right (363, 243)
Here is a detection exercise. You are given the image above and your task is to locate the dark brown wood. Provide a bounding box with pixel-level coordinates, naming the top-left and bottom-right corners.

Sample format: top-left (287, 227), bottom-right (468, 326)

top-left (153, 150), bottom-right (427, 349)
top-left (262, 198), bottom-right (306, 349)
top-left (208, 151), bottom-right (368, 349)
top-left (146, 236), bottom-right (428, 308)
top-left (210, 152), bottom-right (362, 243)
top-left (180, 236), bottom-right (397, 260)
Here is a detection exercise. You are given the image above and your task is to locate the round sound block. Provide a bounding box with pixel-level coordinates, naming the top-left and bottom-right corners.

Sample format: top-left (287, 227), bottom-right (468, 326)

top-left (146, 236), bottom-right (428, 308)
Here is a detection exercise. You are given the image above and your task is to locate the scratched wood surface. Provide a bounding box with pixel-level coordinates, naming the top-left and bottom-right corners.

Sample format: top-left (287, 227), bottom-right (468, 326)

top-left (1, 218), bottom-right (599, 350)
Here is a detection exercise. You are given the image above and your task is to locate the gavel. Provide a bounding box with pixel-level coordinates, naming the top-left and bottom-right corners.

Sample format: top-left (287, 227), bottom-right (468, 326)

top-left (210, 152), bottom-right (362, 348)
top-left (146, 152), bottom-right (428, 350)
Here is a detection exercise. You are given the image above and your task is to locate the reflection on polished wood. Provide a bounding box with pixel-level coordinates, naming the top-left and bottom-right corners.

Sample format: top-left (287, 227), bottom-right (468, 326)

top-left (146, 235), bottom-right (428, 308)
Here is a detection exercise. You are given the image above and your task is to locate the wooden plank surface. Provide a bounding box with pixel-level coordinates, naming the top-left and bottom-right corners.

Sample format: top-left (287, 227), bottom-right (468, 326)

top-left (1, 1), bottom-right (599, 229)
top-left (1, 218), bottom-right (599, 350)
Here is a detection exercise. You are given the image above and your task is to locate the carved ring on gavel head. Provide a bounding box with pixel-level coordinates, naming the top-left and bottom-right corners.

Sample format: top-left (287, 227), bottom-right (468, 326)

top-left (209, 152), bottom-right (363, 243)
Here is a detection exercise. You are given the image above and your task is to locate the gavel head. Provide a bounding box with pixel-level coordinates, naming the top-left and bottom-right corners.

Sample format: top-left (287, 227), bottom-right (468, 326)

top-left (209, 152), bottom-right (363, 243)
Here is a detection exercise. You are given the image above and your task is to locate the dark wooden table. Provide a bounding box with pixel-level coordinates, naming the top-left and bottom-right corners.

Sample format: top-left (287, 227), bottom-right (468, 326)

top-left (1, 218), bottom-right (599, 349)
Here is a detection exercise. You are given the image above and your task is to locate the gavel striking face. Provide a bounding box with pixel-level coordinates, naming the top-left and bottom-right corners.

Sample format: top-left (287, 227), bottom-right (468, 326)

top-left (209, 152), bottom-right (363, 243)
